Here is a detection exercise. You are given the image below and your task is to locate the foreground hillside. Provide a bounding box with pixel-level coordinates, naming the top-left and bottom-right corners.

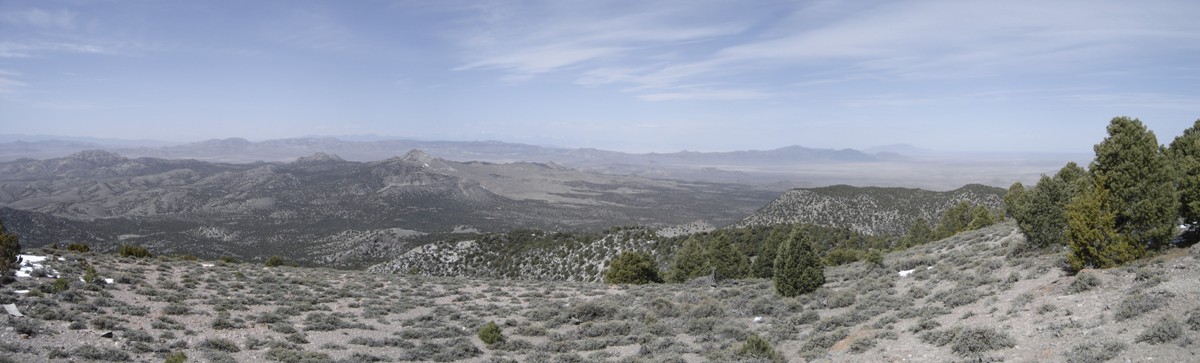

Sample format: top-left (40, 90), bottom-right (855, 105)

top-left (2, 222), bottom-right (1197, 362)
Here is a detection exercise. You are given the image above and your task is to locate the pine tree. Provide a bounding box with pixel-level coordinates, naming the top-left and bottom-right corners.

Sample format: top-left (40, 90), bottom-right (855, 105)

top-left (968, 205), bottom-right (995, 230)
top-left (0, 219), bottom-right (20, 284)
top-left (705, 233), bottom-right (749, 278)
top-left (1003, 182), bottom-right (1026, 219)
top-left (603, 251), bottom-right (662, 284)
top-left (751, 225), bottom-right (789, 278)
top-left (773, 229), bottom-right (824, 297)
top-left (1091, 117), bottom-right (1180, 250)
top-left (1066, 177), bottom-right (1142, 270)
top-left (934, 201), bottom-right (973, 239)
top-left (1168, 119), bottom-right (1200, 226)
top-left (902, 217), bottom-right (934, 247)
top-left (666, 236), bottom-right (708, 283)
top-left (1016, 175), bottom-right (1069, 247)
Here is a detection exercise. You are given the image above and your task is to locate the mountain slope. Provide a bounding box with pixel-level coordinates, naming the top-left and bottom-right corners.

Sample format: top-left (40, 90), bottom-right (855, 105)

top-left (0, 150), bottom-right (775, 264)
top-left (738, 184), bottom-right (1005, 235)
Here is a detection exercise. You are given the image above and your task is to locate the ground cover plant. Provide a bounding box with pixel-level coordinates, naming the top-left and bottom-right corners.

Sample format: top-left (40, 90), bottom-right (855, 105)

top-left (0, 221), bottom-right (1197, 362)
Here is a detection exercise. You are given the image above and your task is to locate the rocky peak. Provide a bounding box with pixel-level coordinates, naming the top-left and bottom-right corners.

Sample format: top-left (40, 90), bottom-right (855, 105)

top-left (66, 150), bottom-right (125, 163)
top-left (293, 152), bottom-right (345, 164)
top-left (400, 149), bottom-right (435, 164)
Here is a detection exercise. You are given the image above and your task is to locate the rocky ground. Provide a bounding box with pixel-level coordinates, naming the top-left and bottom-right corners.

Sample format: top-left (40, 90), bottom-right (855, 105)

top-left (1, 222), bottom-right (1198, 362)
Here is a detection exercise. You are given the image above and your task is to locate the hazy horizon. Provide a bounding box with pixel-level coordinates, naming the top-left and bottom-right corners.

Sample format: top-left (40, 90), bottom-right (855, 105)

top-left (2, 1), bottom-right (1197, 154)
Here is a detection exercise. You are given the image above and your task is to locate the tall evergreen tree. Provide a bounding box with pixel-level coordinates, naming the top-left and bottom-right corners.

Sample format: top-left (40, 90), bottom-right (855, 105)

top-left (1168, 119), bottom-right (1200, 226)
top-left (967, 205), bottom-right (995, 230)
top-left (751, 225), bottom-right (789, 278)
top-left (1016, 175), bottom-right (1069, 247)
top-left (1066, 177), bottom-right (1142, 270)
top-left (1003, 182), bottom-right (1026, 219)
top-left (1091, 117), bottom-right (1180, 250)
top-left (773, 229), bottom-right (824, 297)
top-left (705, 233), bottom-right (749, 278)
top-left (934, 201), bottom-right (973, 239)
top-left (603, 251), bottom-right (662, 284)
top-left (902, 217), bottom-right (934, 247)
top-left (0, 220), bottom-right (20, 284)
top-left (666, 236), bottom-right (708, 282)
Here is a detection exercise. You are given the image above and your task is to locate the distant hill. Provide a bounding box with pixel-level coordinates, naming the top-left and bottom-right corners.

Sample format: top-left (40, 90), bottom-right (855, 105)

top-left (0, 150), bottom-right (775, 265)
top-left (738, 184), bottom-right (1006, 235)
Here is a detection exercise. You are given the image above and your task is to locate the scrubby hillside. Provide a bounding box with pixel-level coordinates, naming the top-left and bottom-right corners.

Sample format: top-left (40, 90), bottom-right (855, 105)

top-left (739, 184), bottom-right (1004, 235)
top-left (367, 227), bottom-right (664, 282)
top-left (3, 222), bottom-right (1197, 362)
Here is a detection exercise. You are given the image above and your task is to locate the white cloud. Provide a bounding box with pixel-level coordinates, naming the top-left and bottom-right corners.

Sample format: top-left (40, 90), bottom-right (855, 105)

top-left (0, 8), bottom-right (75, 29)
top-left (0, 70), bottom-right (27, 93)
top-left (452, 1), bottom-right (1200, 102)
top-left (0, 41), bottom-right (113, 58)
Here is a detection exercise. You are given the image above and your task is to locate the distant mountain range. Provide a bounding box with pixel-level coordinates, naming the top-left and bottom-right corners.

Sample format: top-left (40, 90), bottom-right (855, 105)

top-left (0, 136), bottom-right (886, 165)
top-left (0, 135), bottom-right (1089, 190)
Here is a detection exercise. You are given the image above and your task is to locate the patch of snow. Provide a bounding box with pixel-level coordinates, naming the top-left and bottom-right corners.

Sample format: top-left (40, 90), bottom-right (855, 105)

top-left (104, 278), bottom-right (114, 284)
top-left (898, 269), bottom-right (916, 277)
top-left (201, 263), bottom-right (215, 267)
top-left (15, 254), bottom-right (58, 278)
top-left (14, 290), bottom-right (29, 295)
top-left (753, 316), bottom-right (764, 323)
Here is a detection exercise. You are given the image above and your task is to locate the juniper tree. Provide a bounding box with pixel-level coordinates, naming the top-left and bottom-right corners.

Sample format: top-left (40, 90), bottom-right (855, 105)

top-left (774, 229), bottom-right (824, 297)
top-left (902, 217), bottom-right (935, 247)
top-left (706, 232), bottom-right (749, 278)
top-left (1168, 119), bottom-right (1200, 227)
top-left (1066, 177), bottom-right (1141, 270)
top-left (1091, 117), bottom-right (1179, 250)
top-left (1016, 175), bottom-right (1070, 247)
top-left (751, 225), bottom-right (789, 278)
top-left (0, 219), bottom-right (19, 284)
top-left (1003, 182), bottom-right (1026, 219)
top-left (603, 250), bottom-right (662, 284)
top-left (666, 236), bottom-right (707, 282)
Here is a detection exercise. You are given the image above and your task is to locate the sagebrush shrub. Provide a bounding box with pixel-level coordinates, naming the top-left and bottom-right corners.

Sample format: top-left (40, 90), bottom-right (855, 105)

top-left (1136, 315), bottom-right (1183, 344)
top-left (737, 333), bottom-right (782, 362)
top-left (1067, 272), bottom-right (1100, 294)
top-left (118, 245), bottom-right (151, 258)
top-left (1064, 341), bottom-right (1126, 363)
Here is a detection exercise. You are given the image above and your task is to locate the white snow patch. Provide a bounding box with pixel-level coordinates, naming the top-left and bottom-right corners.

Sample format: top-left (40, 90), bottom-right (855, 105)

top-left (104, 278), bottom-right (114, 284)
top-left (14, 290), bottom-right (29, 295)
top-left (15, 254), bottom-right (58, 278)
top-left (201, 263), bottom-right (215, 267)
top-left (753, 316), bottom-right (764, 323)
top-left (898, 269), bottom-right (916, 277)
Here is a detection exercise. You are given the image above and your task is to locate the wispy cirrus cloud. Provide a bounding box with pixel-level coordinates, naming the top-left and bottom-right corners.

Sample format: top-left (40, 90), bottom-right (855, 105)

top-left (0, 70), bottom-right (28, 93)
top-left (450, 1), bottom-right (752, 80)
top-left (0, 8), bottom-right (76, 29)
top-left (452, 1), bottom-right (1200, 102)
top-left (0, 41), bottom-right (114, 58)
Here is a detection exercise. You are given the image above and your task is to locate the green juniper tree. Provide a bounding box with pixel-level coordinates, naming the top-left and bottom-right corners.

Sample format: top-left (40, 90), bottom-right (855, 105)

top-left (603, 250), bottom-right (662, 284)
top-left (705, 233), bottom-right (750, 278)
top-left (1090, 116), bottom-right (1179, 251)
top-left (0, 219), bottom-right (20, 284)
top-left (1065, 177), bottom-right (1141, 270)
top-left (773, 230), bottom-right (824, 297)
top-left (666, 236), bottom-right (708, 282)
top-left (1168, 119), bottom-right (1200, 228)
top-left (751, 225), bottom-right (789, 278)
top-left (1003, 182), bottom-right (1026, 219)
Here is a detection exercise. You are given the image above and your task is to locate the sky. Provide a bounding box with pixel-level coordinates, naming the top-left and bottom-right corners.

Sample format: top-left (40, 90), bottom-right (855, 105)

top-left (1, 0), bottom-right (1198, 153)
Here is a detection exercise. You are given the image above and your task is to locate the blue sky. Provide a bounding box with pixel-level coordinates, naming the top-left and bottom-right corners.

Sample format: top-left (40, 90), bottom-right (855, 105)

top-left (1, 0), bottom-right (1198, 153)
